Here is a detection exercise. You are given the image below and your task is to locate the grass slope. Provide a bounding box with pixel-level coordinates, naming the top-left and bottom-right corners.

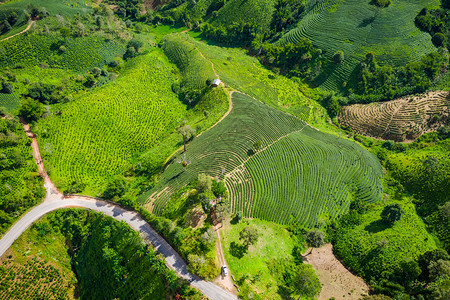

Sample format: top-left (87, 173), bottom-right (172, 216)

top-left (141, 92), bottom-right (383, 226)
top-left (279, 0), bottom-right (439, 91)
top-left (222, 219), bottom-right (296, 299)
top-left (35, 49), bottom-right (186, 195)
top-left (182, 32), bottom-right (328, 126)
top-left (162, 33), bottom-right (216, 90)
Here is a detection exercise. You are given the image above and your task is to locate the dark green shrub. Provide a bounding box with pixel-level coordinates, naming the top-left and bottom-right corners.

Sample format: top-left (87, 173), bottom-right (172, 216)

top-left (381, 203), bottom-right (403, 225)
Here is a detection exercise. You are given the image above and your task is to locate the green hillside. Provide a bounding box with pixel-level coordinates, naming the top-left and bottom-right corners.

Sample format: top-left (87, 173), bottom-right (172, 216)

top-left (35, 50), bottom-right (187, 195)
top-left (179, 33), bottom-right (328, 125)
top-left (278, 0), bottom-right (440, 91)
top-left (141, 92), bottom-right (383, 227)
top-left (0, 118), bottom-right (45, 237)
top-left (212, 0), bottom-right (276, 32)
top-left (0, 0), bottom-right (91, 39)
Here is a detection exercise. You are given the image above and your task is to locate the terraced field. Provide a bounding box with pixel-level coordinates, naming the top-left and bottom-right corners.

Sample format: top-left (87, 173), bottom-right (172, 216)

top-left (278, 0), bottom-right (439, 91)
top-left (35, 50), bottom-right (187, 195)
top-left (0, 93), bottom-right (20, 111)
top-left (140, 93), bottom-right (383, 226)
top-left (0, 34), bottom-right (125, 72)
top-left (162, 34), bottom-right (216, 90)
top-left (338, 91), bottom-right (450, 142)
top-left (180, 33), bottom-right (328, 125)
top-left (212, 0), bottom-right (277, 32)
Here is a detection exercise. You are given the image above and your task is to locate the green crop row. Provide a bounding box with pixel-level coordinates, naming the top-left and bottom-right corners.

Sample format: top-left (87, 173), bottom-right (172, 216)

top-left (278, 0), bottom-right (439, 91)
top-left (141, 92), bottom-right (383, 227)
top-left (35, 50), bottom-right (187, 195)
top-left (178, 33), bottom-right (328, 126)
top-left (162, 33), bottom-right (216, 90)
top-left (0, 33), bottom-right (125, 72)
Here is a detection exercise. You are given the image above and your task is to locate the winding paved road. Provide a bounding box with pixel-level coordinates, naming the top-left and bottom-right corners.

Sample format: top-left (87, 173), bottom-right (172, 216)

top-left (0, 124), bottom-right (238, 300)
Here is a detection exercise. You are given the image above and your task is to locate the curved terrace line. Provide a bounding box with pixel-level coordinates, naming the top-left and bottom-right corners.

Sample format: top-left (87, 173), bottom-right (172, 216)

top-left (0, 123), bottom-right (238, 300)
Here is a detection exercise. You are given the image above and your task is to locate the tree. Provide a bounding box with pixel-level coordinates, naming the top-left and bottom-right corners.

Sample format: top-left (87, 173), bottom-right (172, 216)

top-left (290, 264), bottom-right (321, 299)
top-left (197, 173), bottom-right (212, 193)
top-left (441, 0), bottom-right (450, 9)
top-left (305, 229), bottom-right (325, 248)
top-left (102, 176), bottom-right (127, 199)
top-left (333, 50), bottom-right (344, 64)
top-left (381, 203), bottom-right (403, 225)
top-left (1, 82), bottom-right (13, 94)
top-left (177, 125), bottom-right (196, 152)
top-left (2, 20), bottom-right (11, 34)
top-left (176, 153), bottom-right (191, 171)
top-left (252, 140), bottom-right (262, 152)
top-left (7, 12), bottom-right (18, 25)
top-left (432, 33), bottom-right (446, 47)
top-left (18, 98), bottom-right (44, 123)
top-left (239, 226), bottom-right (259, 248)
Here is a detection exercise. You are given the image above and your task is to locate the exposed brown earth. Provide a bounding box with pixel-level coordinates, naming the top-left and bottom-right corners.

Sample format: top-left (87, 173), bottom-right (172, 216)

top-left (303, 243), bottom-right (369, 300)
top-left (338, 91), bottom-right (449, 142)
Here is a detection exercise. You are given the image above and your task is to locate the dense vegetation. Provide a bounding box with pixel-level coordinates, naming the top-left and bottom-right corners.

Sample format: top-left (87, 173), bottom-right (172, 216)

top-left (141, 92), bottom-right (383, 227)
top-left (0, 212), bottom-right (76, 299)
top-left (1, 209), bottom-right (200, 299)
top-left (330, 131), bottom-right (450, 299)
top-left (0, 117), bottom-right (45, 236)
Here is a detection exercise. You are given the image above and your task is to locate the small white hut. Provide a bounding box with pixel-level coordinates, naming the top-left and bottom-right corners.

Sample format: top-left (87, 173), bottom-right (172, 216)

top-left (212, 79), bottom-right (222, 87)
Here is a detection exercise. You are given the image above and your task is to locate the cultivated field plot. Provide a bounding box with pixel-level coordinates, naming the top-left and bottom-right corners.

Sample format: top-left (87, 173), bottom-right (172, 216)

top-left (279, 0), bottom-right (439, 91)
top-left (179, 33), bottom-right (328, 125)
top-left (142, 93), bottom-right (382, 226)
top-left (35, 51), bottom-right (186, 194)
top-left (162, 34), bottom-right (216, 90)
top-left (338, 91), bottom-right (450, 142)
top-left (212, 0), bottom-right (276, 32)
top-left (0, 258), bottom-right (71, 300)
top-left (0, 34), bottom-right (124, 72)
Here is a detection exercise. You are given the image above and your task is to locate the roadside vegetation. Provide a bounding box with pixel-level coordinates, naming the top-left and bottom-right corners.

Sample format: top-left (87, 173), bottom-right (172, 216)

top-left (0, 117), bottom-right (45, 237)
top-left (0, 209), bottom-right (202, 299)
top-left (1, 0), bottom-right (449, 299)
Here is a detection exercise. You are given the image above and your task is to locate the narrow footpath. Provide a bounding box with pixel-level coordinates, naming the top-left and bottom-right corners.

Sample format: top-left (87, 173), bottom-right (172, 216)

top-left (0, 124), bottom-right (238, 300)
top-left (0, 20), bottom-right (35, 42)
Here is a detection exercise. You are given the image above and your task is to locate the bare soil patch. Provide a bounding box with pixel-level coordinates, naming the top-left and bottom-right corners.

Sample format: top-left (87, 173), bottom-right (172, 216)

top-left (338, 91), bottom-right (449, 142)
top-left (303, 243), bottom-right (369, 300)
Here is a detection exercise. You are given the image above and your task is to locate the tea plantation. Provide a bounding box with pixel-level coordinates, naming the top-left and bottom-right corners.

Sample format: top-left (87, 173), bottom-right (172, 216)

top-left (180, 33), bottom-right (329, 125)
top-left (141, 92), bottom-right (383, 226)
top-left (35, 50), bottom-right (187, 195)
top-left (278, 0), bottom-right (439, 91)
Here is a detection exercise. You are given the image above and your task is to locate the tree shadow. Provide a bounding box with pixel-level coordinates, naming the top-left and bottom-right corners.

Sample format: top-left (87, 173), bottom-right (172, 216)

top-left (276, 285), bottom-right (292, 300)
top-left (230, 241), bottom-right (247, 259)
top-left (358, 16), bottom-right (376, 28)
top-left (364, 219), bottom-right (391, 233)
top-left (247, 149), bottom-right (255, 156)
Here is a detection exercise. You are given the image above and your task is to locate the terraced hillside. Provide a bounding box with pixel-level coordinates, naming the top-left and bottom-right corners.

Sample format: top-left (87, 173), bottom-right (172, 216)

top-left (338, 91), bottom-right (450, 142)
top-left (35, 50), bottom-right (186, 195)
top-left (278, 0), bottom-right (439, 91)
top-left (162, 34), bottom-right (216, 90)
top-left (177, 33), bottom-right (328, 125)
top-left (141, 93), bottom-right (383, 227)
top-left (212, 0), bottom-right (276, 32)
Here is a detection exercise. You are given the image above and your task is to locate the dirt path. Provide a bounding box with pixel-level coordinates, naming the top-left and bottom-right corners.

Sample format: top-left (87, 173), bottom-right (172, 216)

top-left (213, 229), bottom-right (237, 294)
top-left (0, 21), bottom-right (35, 42)
top-left (0, 124), bottom-right (238, 300)
top-left (303, 244), bottom-right (369, 300)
